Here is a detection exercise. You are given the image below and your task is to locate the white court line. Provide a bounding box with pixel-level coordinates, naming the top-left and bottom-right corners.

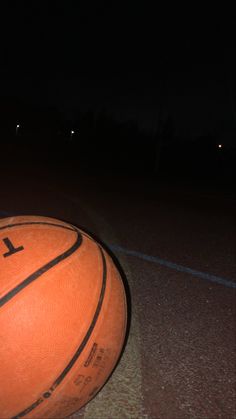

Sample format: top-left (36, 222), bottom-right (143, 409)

top-left (0, 211), bottom-right (11, 216)
top-left (109, 244), bottom-right (236, 289)
top-left (1, 209), bottom-right (235, 290)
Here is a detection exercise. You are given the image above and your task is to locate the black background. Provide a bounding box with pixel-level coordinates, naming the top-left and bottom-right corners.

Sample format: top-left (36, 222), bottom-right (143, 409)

top-left (0, 3), bottom-right (235, 179)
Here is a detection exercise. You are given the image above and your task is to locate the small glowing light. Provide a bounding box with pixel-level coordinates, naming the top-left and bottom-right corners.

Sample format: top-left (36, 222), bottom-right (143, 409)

top-left (218, 144), bottom-right (222, 148)
top-left (71, 130), bottom-right (74, 135)
top-left (16, 124), bottom-right (20, 128)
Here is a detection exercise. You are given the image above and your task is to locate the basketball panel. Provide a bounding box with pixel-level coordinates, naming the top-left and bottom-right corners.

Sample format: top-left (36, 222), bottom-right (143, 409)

top-left (23, 249), bottom-right (127, 419)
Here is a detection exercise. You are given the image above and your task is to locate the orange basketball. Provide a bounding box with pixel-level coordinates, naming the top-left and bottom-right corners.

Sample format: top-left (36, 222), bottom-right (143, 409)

top-left (0, 215), bottom-right (127, 418)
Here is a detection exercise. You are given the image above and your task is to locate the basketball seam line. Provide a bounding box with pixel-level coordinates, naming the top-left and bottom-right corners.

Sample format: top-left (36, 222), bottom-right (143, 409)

top-left (0, 222), bottom-right (82, 308)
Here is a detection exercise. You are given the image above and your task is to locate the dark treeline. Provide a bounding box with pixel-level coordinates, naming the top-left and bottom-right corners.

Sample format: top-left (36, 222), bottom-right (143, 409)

top-left (0, 99), bottom-right (235, 181)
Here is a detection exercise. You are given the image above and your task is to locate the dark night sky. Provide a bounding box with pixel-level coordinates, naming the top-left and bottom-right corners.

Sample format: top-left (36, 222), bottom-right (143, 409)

top-left (0, 3), bottom-right (235, 140)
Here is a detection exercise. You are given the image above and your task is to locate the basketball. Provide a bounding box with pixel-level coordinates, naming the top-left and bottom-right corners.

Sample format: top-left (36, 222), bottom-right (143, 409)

top-left (0, 215), bottom-right (127, 418)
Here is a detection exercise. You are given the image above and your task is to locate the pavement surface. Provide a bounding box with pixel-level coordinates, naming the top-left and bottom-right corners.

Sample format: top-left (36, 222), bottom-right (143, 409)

top-left (0, 163), bottom-right (235, 419)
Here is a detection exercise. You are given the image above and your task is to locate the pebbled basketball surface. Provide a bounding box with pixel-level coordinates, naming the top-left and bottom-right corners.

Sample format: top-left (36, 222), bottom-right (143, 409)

top-left (0, 215), bottom-right (127, 418)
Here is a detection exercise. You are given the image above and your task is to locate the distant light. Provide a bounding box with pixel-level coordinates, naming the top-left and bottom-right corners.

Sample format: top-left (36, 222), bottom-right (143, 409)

top-left (16, 124), bottom-right (20, 136)
top-left (218, 144), bottom-right (222, 148)
top-left (71, 130), bottom-right (74, 135)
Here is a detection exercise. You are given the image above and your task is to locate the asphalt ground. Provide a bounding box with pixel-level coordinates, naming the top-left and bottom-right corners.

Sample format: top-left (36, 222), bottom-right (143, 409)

top-left (0, 163), bottom-right (235, 419)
